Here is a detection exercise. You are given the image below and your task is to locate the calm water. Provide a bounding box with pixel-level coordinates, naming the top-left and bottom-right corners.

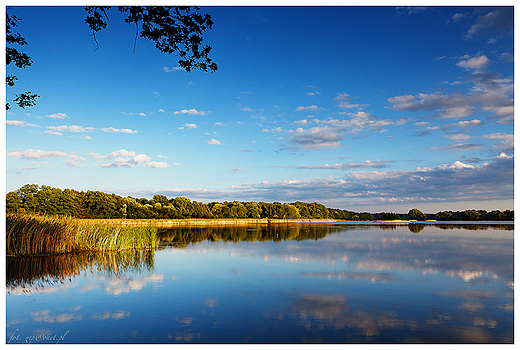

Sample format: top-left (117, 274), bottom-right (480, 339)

top-left (6, 223), bottom-right (514, 343)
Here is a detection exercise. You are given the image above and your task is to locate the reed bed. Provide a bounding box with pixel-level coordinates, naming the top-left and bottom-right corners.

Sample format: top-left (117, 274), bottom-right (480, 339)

top-left (6, 213), bottom-right (158, 256)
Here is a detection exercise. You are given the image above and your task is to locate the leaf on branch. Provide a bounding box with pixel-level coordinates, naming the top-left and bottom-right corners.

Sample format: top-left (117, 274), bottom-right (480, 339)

top-left (84, 6), bottom-right (218, 73)
top-left (13, 92), bottom-right (39, 109)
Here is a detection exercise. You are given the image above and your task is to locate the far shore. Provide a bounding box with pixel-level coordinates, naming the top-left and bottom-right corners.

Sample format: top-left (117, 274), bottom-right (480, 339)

top-left (75, 218), bottom-right (513, 228)
top-left (75, 218), bottom-right (341, 227)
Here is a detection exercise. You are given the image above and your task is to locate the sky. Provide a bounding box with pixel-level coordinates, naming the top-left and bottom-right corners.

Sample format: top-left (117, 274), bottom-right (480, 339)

top-left (4, 5), bottom-right (515, 213)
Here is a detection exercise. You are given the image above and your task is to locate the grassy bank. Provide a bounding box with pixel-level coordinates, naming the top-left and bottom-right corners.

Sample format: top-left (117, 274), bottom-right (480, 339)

top-left (6, 213), bottom-right (158, 256)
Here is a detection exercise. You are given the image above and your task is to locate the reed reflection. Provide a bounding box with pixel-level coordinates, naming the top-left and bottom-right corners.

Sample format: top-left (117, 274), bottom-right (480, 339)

top-left (6, 249), bottom-right (155, 293)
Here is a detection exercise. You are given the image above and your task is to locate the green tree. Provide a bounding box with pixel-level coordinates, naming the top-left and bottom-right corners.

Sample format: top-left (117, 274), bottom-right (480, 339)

top-left (293, 202), bottom-right (311, 218)
top-left (6, 6), bottom-right (217, 110)
top-left (228, 201), bottom-right (247, 218)
top-left (15, 183), bottom-right (41, 201)
top-left (85, 6), bottom-right (217, 73)
top-left (192, 201), bottom-right (211, 218)
top-left (5, 12), bottom-right (39, 110)
top-left (462, 210), bottom-right (481, 221)
top-left (245, 202), bottom-right (262, 219)
top-left (408, 208), bottom-right (426, 221)
top-left (435, 211), bottom-right (454, 221)
top-left (282, 203), bottom-right (300, 219)
top-left (23, 192), bottom-right (39, 213)
top-left (5, 191), bottom-right (22, 212)
top-left (152, 194), bottom-right (170, 206)
top-left (172, 197), bottom-right (193, 218)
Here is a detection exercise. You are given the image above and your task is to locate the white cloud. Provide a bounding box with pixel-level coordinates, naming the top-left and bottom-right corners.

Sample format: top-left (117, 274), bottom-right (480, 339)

top-left (334, 93), bottom-right (359, 109)
top-left (289, 126), bottom-right (343, 149)
top-left (173, 109), bottom-right (208, 116)
top-left (440, 106), bottom-right (474, 119)
top-left (465, 7), bottom-right (513, 39)
top-left (295, 105), bottom-right (320, 112)
top-left (430, 143), bottom-right (482, 152)
top-left (45, 113), bottom-right (69, 119)
top-left (207, 139), bottom-right (221, 145)
top-left (333, 93), bottom-right (351, 101)
top-left (182, 123), bottom-right (197, 129)
top-left (98, 149), bottom-right (157, 168)
top-left (156, 155), bottom-right (168, 159)
top-left (457, 55), bottom-right (490, 71)
top-left (110, 149), bottom-right (136, 158)
top-left (146, 161), bottom-right (169, 169)
top-left (87, 149), bottom-right (171, 169)
top-left (46, 125), bottom-right (95, 133)
top-left (133, 154), bottom-right (152, 164)
top-left (338, 101), bottom-right (360, 109)
top-left (7, 149), bottom-right (68, 159)
top-left (213, 153), bottom-right (513, 209)
top-left (387, 68), bottom-right (513, 124)
top-left (451, 119), bottom-right (485, 128)
top-left (285, 111), bottom-right (408, 149)
top-left (6, 120), bottom-right (38, 127)
top-left (483, 133), bottom-right (514, 151)
top-left (67, 154), bottom-right (86, 167)
top-left (241, 106), bottom-right (253, 112)
top-left (262, 127), bottom-right (283, 133)
top-left (101, 127), bottom-right (138, 134)
top-left (444, 133), bottom-right (472, 141)
top-left (86, 152), bottom-right (106, 160)
top-left (297, 160), bottom-right (392, 170)
top-left (162, 66), bottom-right (183, 72)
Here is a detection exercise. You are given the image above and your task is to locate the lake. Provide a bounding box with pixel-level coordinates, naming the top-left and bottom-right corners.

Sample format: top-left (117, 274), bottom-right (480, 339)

top-left (5, 222), bottom-right (514, 344)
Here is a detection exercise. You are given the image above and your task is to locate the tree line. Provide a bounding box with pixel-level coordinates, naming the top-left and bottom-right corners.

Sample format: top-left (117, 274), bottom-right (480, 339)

top-left (5, 184), bottom-right (514, 221)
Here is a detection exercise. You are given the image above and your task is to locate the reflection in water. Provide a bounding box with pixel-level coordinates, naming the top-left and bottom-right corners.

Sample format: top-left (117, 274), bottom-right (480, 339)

top-left (158, 222), bottom-right (513, 248)
top-left (5, 224), bottom-right (513, 344)
top-left (6, 249), bottom-right (155, 293)
top-left (157, 224), bottom-right (347, 248)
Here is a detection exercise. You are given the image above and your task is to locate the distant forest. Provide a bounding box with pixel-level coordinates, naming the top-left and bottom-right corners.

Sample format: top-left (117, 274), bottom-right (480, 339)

top-left (5, 184), bottom-right (514, 221)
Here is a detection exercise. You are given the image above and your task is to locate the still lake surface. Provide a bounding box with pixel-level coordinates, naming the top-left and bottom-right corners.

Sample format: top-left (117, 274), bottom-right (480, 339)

top-left (6, 222), bottom-right (514, 344)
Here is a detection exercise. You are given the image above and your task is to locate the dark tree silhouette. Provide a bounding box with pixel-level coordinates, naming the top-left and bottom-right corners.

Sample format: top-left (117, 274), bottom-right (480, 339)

top-left (6, 6), bottom-right (218, 110)
top-left (5, 12), bottom-right (39, 110)
top-left (85, 6), bottom-right (218, 73)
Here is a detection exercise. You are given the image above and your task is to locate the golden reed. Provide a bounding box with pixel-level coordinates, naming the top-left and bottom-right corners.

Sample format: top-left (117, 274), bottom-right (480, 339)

top-left (6, 213), bottom-right (158, 256)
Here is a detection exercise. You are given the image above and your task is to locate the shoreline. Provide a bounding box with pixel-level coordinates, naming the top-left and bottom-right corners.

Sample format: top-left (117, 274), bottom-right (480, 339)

top-left (74, 218), bottom-right (514, 228)
top-left (75, 218), bottom-right (340, 227)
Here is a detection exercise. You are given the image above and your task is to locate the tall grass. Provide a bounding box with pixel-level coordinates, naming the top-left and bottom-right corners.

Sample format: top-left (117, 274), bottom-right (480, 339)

top-left (6, 213), bottom-right (158, 256)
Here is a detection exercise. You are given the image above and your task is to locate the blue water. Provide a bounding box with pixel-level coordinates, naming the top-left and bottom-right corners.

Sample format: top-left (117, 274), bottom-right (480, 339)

top-left (5, 223), bottom-right (514, 343)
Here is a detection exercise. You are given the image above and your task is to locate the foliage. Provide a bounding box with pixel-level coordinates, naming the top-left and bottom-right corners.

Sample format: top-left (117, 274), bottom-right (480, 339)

top-left (6, 6), bottom-right (217, 110)
top-left (407, 208), bottom-right (426, 221)
top-left (85, 6), bottom-right (218, 73)
top-left (5, 12), bottom-right (39, 110)
top-left (5, 184), bottom-right (514, 221)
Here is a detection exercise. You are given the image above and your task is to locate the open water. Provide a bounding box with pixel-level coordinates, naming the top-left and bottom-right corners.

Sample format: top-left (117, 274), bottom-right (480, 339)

top-left (5, 222), bottom-right (514, 343)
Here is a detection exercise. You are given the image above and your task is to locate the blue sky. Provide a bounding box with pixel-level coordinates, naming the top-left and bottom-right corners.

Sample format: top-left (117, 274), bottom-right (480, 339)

top-left (4, 5), bottom-right (514, 213)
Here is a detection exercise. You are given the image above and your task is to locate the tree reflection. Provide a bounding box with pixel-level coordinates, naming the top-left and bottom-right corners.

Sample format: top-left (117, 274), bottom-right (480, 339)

top-left (6, 249), bottom-right (155, 292)
top-left (409, 224), bottom-right (426, 233)
top-left (157, 224), bottom-right (347, 248)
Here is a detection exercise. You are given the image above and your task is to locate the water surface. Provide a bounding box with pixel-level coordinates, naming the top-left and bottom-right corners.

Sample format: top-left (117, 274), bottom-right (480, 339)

top-left (6, 223), bottom-right (514, 343)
